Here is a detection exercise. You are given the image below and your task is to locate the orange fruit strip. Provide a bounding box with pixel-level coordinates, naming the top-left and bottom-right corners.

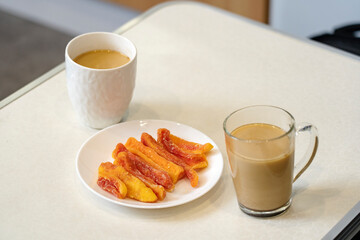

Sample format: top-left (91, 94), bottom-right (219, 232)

top-left (169, 134), bottom-right (213, 154)
top-left (113, 143), bottom-right (174, 192)
top-left (141, 132), bottom-right (199, 187)
top-left (125, 137), bottom-right (185, 184)
top-left (99, 162), bottom-right (157, 202)
top-left (114, 150), bottom-right (166, 201)
top-left (157, 128), bottom-right (208, 170)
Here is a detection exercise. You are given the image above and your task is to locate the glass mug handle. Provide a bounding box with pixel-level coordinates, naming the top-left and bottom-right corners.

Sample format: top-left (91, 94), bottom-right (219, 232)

top-left (293, 123), bottom-right (319, 182)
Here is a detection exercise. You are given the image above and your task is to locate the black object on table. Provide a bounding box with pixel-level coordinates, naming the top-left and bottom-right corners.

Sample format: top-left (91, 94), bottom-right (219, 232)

top-left (323, 201), bottom-right (360, 240)
top-left (311, 24), bottom-right (360, 56)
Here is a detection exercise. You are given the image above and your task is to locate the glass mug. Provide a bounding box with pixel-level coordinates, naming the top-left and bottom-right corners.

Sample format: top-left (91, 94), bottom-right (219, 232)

top-left (223, 105), bottom-right (318, 217)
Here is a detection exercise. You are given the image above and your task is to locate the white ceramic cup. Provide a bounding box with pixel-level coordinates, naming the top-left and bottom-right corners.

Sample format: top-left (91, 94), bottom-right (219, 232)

top-left (65, 32), bottom-right (137, 129)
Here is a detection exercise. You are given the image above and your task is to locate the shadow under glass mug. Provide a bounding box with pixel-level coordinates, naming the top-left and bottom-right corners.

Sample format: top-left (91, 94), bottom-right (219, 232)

top-left (223, 105), bottom-right (319, 217)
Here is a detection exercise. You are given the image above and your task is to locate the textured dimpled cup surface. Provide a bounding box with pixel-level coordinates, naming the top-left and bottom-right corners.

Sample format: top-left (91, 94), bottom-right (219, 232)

top-left (65, 32), bottom-right (137, 129)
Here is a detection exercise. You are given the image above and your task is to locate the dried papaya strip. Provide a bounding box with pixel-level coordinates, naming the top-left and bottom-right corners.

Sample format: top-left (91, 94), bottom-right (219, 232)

top-left (113, 143), bottom-right (174, 191)
top-left (117, 166), bottom-right (158, 203)
top-left (98, 162), bottom-right (157, 202)
top-left (97, 177), bottom-right (127, 199)
top-left (113, 148), bottom-right (166, 201)
top-left (157, 128), bottom-right (208, 170)
top-left (125, 137), bottom-right (185, 184)
top-left (112, 142), bottom-right (127, 159)
top-left (98, 162), bottom-right (127, 199)
top-left (141, 132), bottom-right (199, 187)
top-left (169, 134), bottom-right (213, 154)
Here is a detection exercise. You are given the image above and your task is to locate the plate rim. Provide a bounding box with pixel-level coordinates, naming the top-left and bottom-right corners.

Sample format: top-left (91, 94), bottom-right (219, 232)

top-left (76, 119), bottom-right (224, 209)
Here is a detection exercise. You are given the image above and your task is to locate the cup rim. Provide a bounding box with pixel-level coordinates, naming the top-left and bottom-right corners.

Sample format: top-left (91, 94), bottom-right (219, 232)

top-left (223, 105), bottom-right (295, 143)
top-left (65, 32), bottom-right (137, 72)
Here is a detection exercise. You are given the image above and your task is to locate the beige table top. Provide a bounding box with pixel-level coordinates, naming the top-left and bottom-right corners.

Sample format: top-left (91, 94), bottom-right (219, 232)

top-left (1, 2), bottom-right (360, 239)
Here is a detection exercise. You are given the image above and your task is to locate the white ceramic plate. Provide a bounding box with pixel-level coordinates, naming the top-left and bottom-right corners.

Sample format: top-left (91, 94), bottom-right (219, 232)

top-left (76, 119), bottom-right (223, 209)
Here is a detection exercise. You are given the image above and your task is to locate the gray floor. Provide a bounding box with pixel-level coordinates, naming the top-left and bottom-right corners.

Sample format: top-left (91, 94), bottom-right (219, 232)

top-left (0, 0), bottom-right (139, 35)
top-left (0, 0), bottom-right (139, 101)
top-left (0, 10), bottom-right (73, 100)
